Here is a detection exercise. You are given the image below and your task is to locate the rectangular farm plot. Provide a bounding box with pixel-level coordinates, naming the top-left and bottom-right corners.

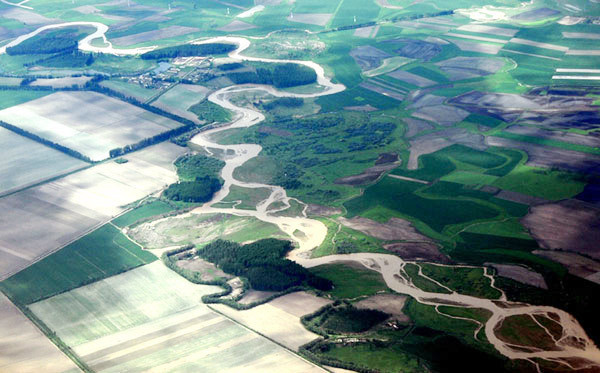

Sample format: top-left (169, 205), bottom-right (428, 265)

top-left (0, 142), bottom-right (186, 280)
top-left (0, 91), bottom-right (184, 161)
top-left (0, 127), bottom-right (88, 195)
top-left (0, 293), bottom-right (79, 373)
top-left (30, 263), bottom-right (325, 373)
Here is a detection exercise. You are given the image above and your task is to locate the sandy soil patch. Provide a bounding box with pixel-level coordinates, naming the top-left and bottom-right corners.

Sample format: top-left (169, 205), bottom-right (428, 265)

top-left (446, 32), bottom-right (508, 45)
top-left (334, 154), bottom-right (399, 186)
top-left (237, 5), bottom-right (264, 18)
top-left (409, 94), bottom-right (445, 109)
top-left (486, 136), bottom-right (600, 174)
top-left (505, 125), bottom-right (600, 148)
top-left (0, 293), bottom-right (79, 373)
top-left (0, 142), bottom-right (184, 280)
top-left (395, 20), bottom-right (450, 32)
top-left (350, 45), bottom-right (390, 71)
top-left (436, 56), bottom-right (504, 81)
top-left (495, 190), bottom-right (548, 206)
top-left (306, 204), bottom-right (342, 216)
top-left (447, 39), bottom-right (503, 54)
top-left (387, 70), bottom-right (436, 87)
top-left (213, 291), bottom-right (331, 350)
top-left (218, 20), bottom-right (257, 32)
top-left (487, 263), bottom-right (547, 289)
top-left (404, 117), bottom-right (434, 138)
top-left (511, 7), bottom-right (560, 21)
top-left (0, 7), bottom-right (54, 24)
top-left (177, 257), bottom-right (232, 281)
top-left (287, 13), bottom-right (332, 26)
top-left (74, 5), bottom-right (101, 14)
top-left (338, 216), bottom-right (432, 242)
top-left (523, 200), bottom-right (600, 260)
top-left (0, 127), bottom-right (88, 196)
top-left (112, 25), bottom-right (200, 46)
top-left (238, 290), bottom-right (277, 304)
top-left (534, 250), bottom-right (600, 285)
top-left (353, 25), bottom-right (379, 38)
top-left (509, 37), bottom-right (568, 52)
top-left (562, 32), bottom-right (600, 40)
top-left (558, 16), bottom-right (585, 25)
top-left (354, 293), bottom-right (410, 322)
top-left (358, 81), bottom-right (405, 101)
top-left (412, 105), bottom-right (470, 126)
top-left (383, 242), bottom-right (450, 263)
top-left (566, 50), bottom-right (600, 56)
top-left (0, 91), bottom-right (184, 161)
top-left (457, 24), bottom-right (518, 38)
top-left (343, 104), bottom-right (378, 112)
top-left (30, 76), bottom-right (91, 88)
top-left (407, 135), bottom-right (452, 169)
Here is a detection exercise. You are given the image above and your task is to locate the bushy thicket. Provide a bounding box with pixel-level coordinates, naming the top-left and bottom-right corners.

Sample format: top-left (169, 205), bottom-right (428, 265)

top-left (141, 43), bottom-right (236, 59)
top-left (321, 305), bottom-right (389, 333)
top-left (261, 97), bottom-right (303, 111)
top-left (198, 239), bottom-right (333, 291)
top-left (6, 29), bottom-right (78, 55)
top-left (227, 63), bottom-right (316, 88)
top-left (175, 154), bottom-right (224, 181)
top-left (163, 177), bottom-right (221, 203)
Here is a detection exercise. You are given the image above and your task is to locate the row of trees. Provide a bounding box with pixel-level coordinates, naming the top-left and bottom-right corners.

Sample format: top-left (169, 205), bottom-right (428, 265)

top-left (0, 120), bottom-right (93, 163)
top-left (261, 97), bottom-right (304, 111)
top-left (227, 63), bottom-right (317, 88)
top-left (198, 239), bottom-right (333, 291)
top-left (141, 43), bottom-right (236, 59)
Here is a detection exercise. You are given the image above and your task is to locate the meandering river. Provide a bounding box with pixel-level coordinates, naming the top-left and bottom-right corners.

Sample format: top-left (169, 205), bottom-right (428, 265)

top-left (3, 22), bottom-right (599, 370)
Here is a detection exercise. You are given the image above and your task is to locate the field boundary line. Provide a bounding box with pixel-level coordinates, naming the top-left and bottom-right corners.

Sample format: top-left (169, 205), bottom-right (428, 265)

top-left (326, 0), bottom-right (345, 29)
top-left (206, 304), bottom-right (333, 373)
top-left (74, 251), bottom-right (107, 276)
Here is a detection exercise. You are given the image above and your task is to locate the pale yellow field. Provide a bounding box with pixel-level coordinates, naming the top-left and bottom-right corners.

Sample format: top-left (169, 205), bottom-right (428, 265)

top-left (212, 291), bottom-right (332, 351)
top-left (0, 293), bottom-right (79, 373)
top-left (30, 263), bottom-right (326, 372)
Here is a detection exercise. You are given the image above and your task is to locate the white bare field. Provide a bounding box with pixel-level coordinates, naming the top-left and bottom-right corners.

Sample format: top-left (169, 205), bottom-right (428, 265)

top-left (0, 91), bottom-right (183, 161)
top-left (213, 291), bottom-right (331, 351)
top-left (0, 142), bottom-right (185, 280)
top-left (0, 293), bottom-right (80, 373)
top-left (0, 127), bottom-right (87, 196)
top-left (457, 24), bottom-right (518, 37)
top-left (30, 263), bottom-right (325, 372)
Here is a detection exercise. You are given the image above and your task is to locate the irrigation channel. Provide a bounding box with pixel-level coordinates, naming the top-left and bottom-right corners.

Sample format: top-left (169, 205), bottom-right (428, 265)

top-left (3, 22), bottom-right (600, 371)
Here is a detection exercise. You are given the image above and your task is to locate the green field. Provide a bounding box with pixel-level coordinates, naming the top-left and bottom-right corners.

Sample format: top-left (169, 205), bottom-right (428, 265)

top-left (0, 90), bottom-right (51, 110)
top-left (309, 262), bottom-right (388, 299)
top-left (0, 224), bottom-right (156, 305)
top-left (112, 200), bottom-right (175, 228)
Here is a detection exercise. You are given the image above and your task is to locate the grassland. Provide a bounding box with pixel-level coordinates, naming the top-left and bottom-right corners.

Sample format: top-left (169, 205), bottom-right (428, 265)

top-left (309, 262), bottom-right (388, 299)
top-left (112, 200), bottom-right (176, 228)
top-left (129, 213), bottom-right (288, 249)
top-left (0, 90), bottom-right (51, 110)
top-left (0, 223), bottom-right (157, 305)
top-left (419, 264), bottom-right (502, 299)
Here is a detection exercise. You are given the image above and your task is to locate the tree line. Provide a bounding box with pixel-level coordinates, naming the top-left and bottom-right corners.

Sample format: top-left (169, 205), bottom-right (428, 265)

top-left (227, 63), bottom-right (317, 88)
top-left (0, 120), bottom-right (93, 163)
top-left (141, 43), bottom-right (237, 60)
